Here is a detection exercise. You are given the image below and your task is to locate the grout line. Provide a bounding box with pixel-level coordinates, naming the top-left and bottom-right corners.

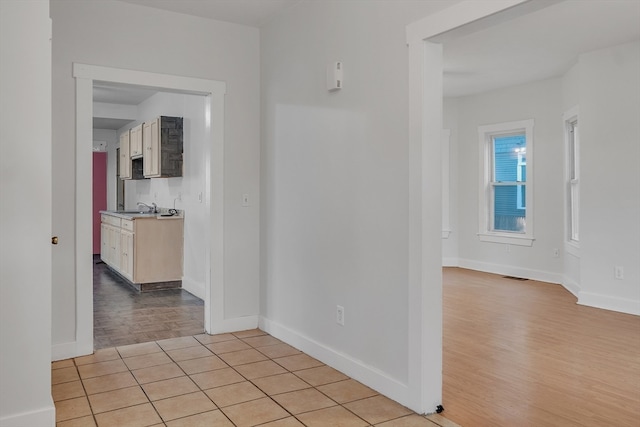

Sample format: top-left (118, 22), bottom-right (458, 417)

top-left (54, 332), bottom-right (459, 427)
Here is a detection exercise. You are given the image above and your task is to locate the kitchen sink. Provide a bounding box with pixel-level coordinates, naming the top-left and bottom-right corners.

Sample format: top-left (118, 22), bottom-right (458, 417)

top-left (117, 210), bottom-right (156, 215)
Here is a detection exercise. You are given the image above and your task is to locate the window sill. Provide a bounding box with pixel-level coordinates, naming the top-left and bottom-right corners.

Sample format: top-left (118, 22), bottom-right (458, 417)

top-left (477, 233), bottom-right (534, 247)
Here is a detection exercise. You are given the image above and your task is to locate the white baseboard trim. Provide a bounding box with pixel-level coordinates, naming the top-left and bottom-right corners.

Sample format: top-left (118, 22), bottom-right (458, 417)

top-left (209, 315), bottom-right (259, 335)
top-left (457, 258), bottom-right (563, 284)
top-left (259, 317), bottom-right (414, 411)
top-left (51, 340), bottom-right (92, 362)
top-left (561, 276), bottom-right (581, 298)
top-left (442, 257), bottom-right (459, 267)
top-left (182, 276), bottom-right (205, 300)
top-left (578, 292), bottom-right (640, 316)
top-left (0, 399), bottom-right (55, 427)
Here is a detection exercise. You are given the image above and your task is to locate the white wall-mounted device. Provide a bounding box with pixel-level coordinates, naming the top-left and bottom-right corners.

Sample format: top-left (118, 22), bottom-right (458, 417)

top-left (327, 61), bottom-right (343, 92)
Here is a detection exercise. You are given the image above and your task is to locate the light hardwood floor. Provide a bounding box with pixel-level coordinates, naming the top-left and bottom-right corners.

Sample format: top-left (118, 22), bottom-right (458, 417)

top-left (442, 268), bottom-right (640, 427)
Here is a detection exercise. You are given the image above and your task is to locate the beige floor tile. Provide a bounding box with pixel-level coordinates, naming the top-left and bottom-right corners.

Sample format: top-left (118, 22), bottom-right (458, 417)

top-left (132, 362), bottom-right (185, 384)
top-left (74, 348), bottom-right (120, 366)
top-left (177, 355), bottom-right (228, 375)
top-left (52, 359), bottom-right (75, 369)
top-left (52, 366), bottom-right (80, 385)
top-left (166, 344), bottom-right (214, 362)
top-left (217, 348), bottom-right (268, 366)
top-left (123, 351), bottom-right (172, 370)
top-left (52, 380), bottom-right (85, 402)
top-left (190, 367), bottom-right (245, 389)
top-left (204, 381), bottom-right (266, 407)
top-left (376, 414), bottom-right (441, 426)
top-left (317, 379), bottom-right (378, 404)
top-left (251, 372), bottom-right (311, 395)
top-left (242, 335), bottom-right (284, 348)
top-left (344, 395), bottom-right (413, 425)
top-left (55, 396), bottom-right (92, 422)
top-left (232, 329), bottom-right (267, 339)
top-left (220, 396), bottom-right (289, 427)
top-left (142, 376), bottom-right (199, 401)
top-left (294, 365), bottom-right (349, 386)
top-left (233, 360), bottom-right (287, 379)
top-left (165, 409), bottom-right (234, 427)
top-left (260, 417), bottom-right (306, 427)
top-left (83, 371), bottom-right (138, 395)
top-left (195, 333), bottom-right (237, 344)
top-left (157, 336), bottom-right (201, 351)
top-left (56, 415), bottom-right (97, 427)
top-left (423, 413), bottom-right (463, 427)
top-left (274, 353), bottom-right (324, 371)
top-left (271, 387), bottom-right (337, 414)
top-left (152, 391), bottom-right (217, 422)
top-left (88, 385), bottom-right (149, 414)
top-left (77, 359), bottom-right (128, 379)
top-left (256, 343), bottom-right (302, 359)
top-left (296, 405), bottom-right (368, 427)
top-left (94, 402), bottom-right (162, 427)
top-left (117, 341), bottom-right (163, 358)
top-left (205, 339), bottom-right (251, 354)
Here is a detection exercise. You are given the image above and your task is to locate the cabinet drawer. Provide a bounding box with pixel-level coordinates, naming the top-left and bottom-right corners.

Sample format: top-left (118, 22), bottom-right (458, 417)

top-left (101, 214), bottom-right (121, 227)
top-left (121, 219), bottom-right (134, 232)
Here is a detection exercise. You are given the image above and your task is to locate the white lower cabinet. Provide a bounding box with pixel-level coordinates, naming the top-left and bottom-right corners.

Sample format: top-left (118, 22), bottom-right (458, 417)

top-left (120, 229), bottom-right (134, 281)
top-left (100, 213), bottom-right (183, 285)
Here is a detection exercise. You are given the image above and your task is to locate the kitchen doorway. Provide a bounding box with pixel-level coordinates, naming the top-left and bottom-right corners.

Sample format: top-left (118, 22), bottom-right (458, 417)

top-left (74, 64), bottom-right (226, 354)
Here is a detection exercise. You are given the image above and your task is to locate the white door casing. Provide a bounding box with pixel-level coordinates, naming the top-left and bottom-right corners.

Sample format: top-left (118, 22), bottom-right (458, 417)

top-left (71, 64), bottom-right (226, 356)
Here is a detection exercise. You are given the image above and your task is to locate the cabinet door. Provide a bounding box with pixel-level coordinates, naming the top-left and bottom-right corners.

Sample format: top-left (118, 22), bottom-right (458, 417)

top-left (108, 225), bottom-right (121, 270)
top-left (100, 223), bottom-right (109, 263)
top-left (143, 118), bottom-right (160, 177)
top-left (120, 230), bottom-right (134, 281)
top-left (130, 124), bottom-right (142, 158)
top-left (119, 130), bottom-right (131, 179)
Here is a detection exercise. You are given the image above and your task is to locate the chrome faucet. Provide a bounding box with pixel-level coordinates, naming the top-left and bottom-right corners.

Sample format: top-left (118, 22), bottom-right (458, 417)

top-left (137, 202), bottom-right (157, 213)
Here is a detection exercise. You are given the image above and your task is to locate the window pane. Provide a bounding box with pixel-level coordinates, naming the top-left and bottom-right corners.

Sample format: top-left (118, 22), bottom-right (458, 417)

top-left (493, 135), bottom-right (526, 182)
top-left (493, 185), bottom-right (526, 232)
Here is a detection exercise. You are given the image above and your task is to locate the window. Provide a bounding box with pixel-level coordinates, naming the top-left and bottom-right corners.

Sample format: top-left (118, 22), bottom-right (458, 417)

top-left (478, 119), bottom-right (534, 246)
top-left (564, 107), bottom-right (579, 245)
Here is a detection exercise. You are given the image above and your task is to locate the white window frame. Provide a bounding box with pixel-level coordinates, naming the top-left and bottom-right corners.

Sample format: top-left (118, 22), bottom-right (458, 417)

top-left (516, 152), bottom-right (526, 210)
top-left (564, 106), bottom-right (580, 255)
top-left (478, 119), bottom-right (535, 246)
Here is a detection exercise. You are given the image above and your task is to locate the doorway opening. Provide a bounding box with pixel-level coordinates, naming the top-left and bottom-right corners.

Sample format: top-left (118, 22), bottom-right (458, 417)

top-left (91, 84), bottom-right (212, 348)
top-left (74, 64), bottom-right (226, 354)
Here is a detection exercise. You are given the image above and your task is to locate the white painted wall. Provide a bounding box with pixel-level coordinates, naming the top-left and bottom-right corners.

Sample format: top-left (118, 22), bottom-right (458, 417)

top-left (51, 0), bottom-right (260, 349)
top-left (0, 0), bottom-right (55, 425)
top-left (260, 0), bottom-right (453, 410)
top-left (577, 41), bottom-right (640, 314)
top-left (119, 92), bottom-right (209, 298)
top-left (449, 77), bottom-right (565, 282)
top-left (442, 99), bottom-right (460, 265)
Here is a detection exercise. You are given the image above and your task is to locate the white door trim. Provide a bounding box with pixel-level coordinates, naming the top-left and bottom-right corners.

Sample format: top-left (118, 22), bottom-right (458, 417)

top-left (73, 64), bottom-right (226, 353)
top-left (405, 0), bottom-right (530, 414)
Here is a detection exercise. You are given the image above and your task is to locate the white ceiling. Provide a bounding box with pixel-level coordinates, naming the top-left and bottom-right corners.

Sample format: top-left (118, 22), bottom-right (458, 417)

top-left (440, 0), bottom-right (640, 97)
top-left (93, 85), bottom-right (158, 105)
top-left (95, 0), bottom-right (640, 123)
top-left (117, 0), bottom-right (300, 27)
top-left (93, 84), bottom-right (159, 129)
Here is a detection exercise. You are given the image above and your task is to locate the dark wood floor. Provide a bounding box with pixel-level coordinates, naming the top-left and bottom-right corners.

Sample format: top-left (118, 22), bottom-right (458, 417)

top-left (442, 267), bottom-right (640, 427)
top-left (93, 256), bottom-right (204, 349)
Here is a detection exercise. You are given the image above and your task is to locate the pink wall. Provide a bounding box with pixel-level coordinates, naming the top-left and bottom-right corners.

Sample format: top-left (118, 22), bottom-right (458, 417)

top-left (92, 152), bottom-right (107, 254)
